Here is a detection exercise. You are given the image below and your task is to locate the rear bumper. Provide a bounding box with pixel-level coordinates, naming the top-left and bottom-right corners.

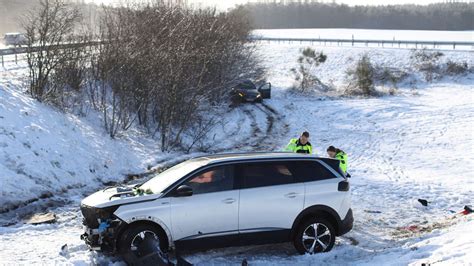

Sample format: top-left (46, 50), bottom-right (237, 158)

top-left (338, 208), bottom-right (354, 235)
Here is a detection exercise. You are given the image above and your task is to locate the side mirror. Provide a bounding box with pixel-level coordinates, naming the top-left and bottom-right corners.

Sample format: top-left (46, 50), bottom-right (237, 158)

top-left (338, 180), bottom-right (350, 192)
top-left (175, 185), bottom-right (193, 197)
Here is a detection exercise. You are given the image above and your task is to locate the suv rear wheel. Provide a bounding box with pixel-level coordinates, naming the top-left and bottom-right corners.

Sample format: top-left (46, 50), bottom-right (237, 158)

top-left (117, 224), bottom-right (168, 264)
top-left (293, 218), bottom-right (335, 254)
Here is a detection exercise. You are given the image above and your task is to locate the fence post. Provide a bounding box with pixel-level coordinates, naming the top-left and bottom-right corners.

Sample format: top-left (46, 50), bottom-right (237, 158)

top-left (15, 54), bottom-right (17, 64)
top-left (453, 43), bottom-right (456, 49)
top-left (1, 55), bottom-right (3, 67)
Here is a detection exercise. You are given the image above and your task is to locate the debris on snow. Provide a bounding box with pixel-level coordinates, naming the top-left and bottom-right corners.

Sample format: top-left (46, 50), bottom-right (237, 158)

top-left (24, 212), bottom-right (57, 225)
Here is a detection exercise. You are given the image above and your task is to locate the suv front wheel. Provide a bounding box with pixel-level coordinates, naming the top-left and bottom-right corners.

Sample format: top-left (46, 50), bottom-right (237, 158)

top-left (293, 218), bottom-right (336, 254)
top-left (117, 224), bottom-right (168, 264)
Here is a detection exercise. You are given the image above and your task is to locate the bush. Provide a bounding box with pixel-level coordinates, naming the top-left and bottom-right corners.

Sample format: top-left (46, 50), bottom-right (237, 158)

top-left (290, 47), bottom-right (327, 92)
top-left (445, 60), bottom-right (469, 75)
top-left (345, 54), bottom-right (376, 96)
top-left (373, 66), bottom-right (409, 95)
top-left (89, 3), bottom-right (261, 150)
top-left (410, 48), bottom-right (444, 82)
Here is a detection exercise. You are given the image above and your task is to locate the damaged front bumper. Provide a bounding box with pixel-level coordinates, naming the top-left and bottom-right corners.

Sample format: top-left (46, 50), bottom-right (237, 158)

top-left (80, 204), bottom-right (123, 253)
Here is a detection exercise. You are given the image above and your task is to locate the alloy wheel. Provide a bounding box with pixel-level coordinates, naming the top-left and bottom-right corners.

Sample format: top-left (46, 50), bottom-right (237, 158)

top-left (301, 222), bottom-right (332, 253)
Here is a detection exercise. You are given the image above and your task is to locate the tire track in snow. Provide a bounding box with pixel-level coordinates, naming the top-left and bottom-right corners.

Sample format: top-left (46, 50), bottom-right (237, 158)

top-left (224, 102), bottom-right (289, 152)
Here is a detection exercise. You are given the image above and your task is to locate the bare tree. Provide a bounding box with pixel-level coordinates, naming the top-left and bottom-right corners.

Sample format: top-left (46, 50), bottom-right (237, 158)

top-left (88, 2), bottom-right (261, 148)
top-left (22, 1), bottom-right (261, 150)
top-left (23, 0), bottom-right (82, 102)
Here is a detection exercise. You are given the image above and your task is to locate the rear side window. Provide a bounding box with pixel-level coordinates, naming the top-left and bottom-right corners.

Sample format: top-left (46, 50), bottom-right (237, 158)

top-left (237, 162), bottom-right (295, 189)
top-left (289, 161), bottom-right (336, 182)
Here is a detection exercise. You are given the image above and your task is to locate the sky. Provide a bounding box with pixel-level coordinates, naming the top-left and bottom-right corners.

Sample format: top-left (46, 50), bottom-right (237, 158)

top-left (85, 0), bottom-right (464, 10)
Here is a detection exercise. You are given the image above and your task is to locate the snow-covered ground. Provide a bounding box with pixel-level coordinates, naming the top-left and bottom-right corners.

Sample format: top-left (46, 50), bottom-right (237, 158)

top-left (253, 28), bottom-right (474, 42)
top-left (0, 33), bottom-right (473, 265)
top-left (0, 68), bottom-right (169, 212)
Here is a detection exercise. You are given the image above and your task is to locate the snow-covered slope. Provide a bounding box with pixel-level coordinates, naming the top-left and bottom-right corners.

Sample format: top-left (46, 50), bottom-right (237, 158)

top-left (256, 42), bottom-right (473, 90)
top-left (0, 70), bottom-right (167, 212)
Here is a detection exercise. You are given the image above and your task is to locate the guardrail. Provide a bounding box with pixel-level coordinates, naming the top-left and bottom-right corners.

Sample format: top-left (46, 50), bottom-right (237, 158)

top-left (0, 41), bottom-right (103, 67)
top-left (250, 36), bottom-right (474, 50)
top-left (2, 37), bottom-right (473, 67)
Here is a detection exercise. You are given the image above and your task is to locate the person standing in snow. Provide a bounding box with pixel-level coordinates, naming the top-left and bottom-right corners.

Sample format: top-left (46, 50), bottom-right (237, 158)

top-left (284, 131), bottom-right (313, 154)
top-left (327, 146), bottom-right (348, 174)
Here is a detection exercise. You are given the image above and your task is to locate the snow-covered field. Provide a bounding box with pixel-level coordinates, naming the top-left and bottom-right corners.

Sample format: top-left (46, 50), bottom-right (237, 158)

top-left (252, 28), bottom-right (474, 50)
top-left (0, 31), bottom-right (473, 265)
top-left (253, 28), bottom-right (474, 42)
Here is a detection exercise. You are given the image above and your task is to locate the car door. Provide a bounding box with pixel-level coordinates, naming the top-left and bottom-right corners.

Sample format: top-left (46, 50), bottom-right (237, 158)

top-left (258, 82), bottom-right (271, 99)
top-left (237, 161), bottom-right (305, 237)
top-left (169, 164), bottom-right (239, 245)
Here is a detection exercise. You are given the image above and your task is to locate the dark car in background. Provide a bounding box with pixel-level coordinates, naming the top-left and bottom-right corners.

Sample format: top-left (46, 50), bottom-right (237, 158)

top-left (230, 80), bottom-right (271, 104)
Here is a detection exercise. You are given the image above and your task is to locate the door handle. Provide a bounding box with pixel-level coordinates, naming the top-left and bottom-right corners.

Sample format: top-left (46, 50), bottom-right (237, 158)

top-left (285, 192), bottom-right (298, 198)
top-left (222, 198), bottom-right (236, 204)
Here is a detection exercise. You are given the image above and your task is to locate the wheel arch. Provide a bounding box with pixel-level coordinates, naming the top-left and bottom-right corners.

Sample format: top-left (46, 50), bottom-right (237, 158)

top-left (291, 205), bottom-right (343, 238)
top-left (116, 218), bottom-right (173, 251)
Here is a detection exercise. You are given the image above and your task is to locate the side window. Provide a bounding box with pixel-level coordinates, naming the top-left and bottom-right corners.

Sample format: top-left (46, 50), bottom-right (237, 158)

top-left (238, 162), bottom-right (295, 189)
top-left (290, 161), bottom-right (336, 183)
top-left (184, 165), bottom-right (234, 195)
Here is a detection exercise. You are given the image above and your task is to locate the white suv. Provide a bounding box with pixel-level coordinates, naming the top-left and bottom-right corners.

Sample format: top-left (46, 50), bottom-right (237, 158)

top-left (80, 152), bottom-right (353, 263)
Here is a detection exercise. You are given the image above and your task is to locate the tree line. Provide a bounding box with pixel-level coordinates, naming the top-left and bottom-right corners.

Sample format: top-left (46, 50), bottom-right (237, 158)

top-left (243, 1), bottom-right (474, 30)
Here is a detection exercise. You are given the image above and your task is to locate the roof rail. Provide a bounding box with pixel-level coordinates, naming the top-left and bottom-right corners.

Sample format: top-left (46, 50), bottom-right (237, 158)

top-left (190, 151), bottom-right (294, 159)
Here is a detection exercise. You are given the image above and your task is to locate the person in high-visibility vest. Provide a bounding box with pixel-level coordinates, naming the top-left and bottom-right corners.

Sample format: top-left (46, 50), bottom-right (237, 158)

top-left (284, 131), bottom-right (313, 154)
top-left (327, 146), bottom-right (348, 173)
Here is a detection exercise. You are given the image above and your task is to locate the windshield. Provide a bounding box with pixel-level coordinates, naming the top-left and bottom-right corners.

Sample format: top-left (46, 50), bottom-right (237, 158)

top-left (237, 81), bottom-right (256, 91)
top-left (140, 159), bottom-right (208, 194)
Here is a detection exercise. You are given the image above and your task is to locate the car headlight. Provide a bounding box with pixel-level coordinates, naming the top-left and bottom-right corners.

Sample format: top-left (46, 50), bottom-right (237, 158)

top-left (238, 93), bottom-right (244, 97)
top-left (257, 94), bottom-right (261, 98)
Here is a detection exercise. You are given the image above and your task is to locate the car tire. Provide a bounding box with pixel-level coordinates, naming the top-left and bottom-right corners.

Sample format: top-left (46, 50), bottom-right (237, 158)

top-left (293, 218), bottom-right (336, 254)
top-left (117, 224), bottom-right (168, 264)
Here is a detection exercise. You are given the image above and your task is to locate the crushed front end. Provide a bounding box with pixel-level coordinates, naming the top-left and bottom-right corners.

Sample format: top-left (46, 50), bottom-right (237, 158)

top-left (80, 204), bottom-right (123, 253)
